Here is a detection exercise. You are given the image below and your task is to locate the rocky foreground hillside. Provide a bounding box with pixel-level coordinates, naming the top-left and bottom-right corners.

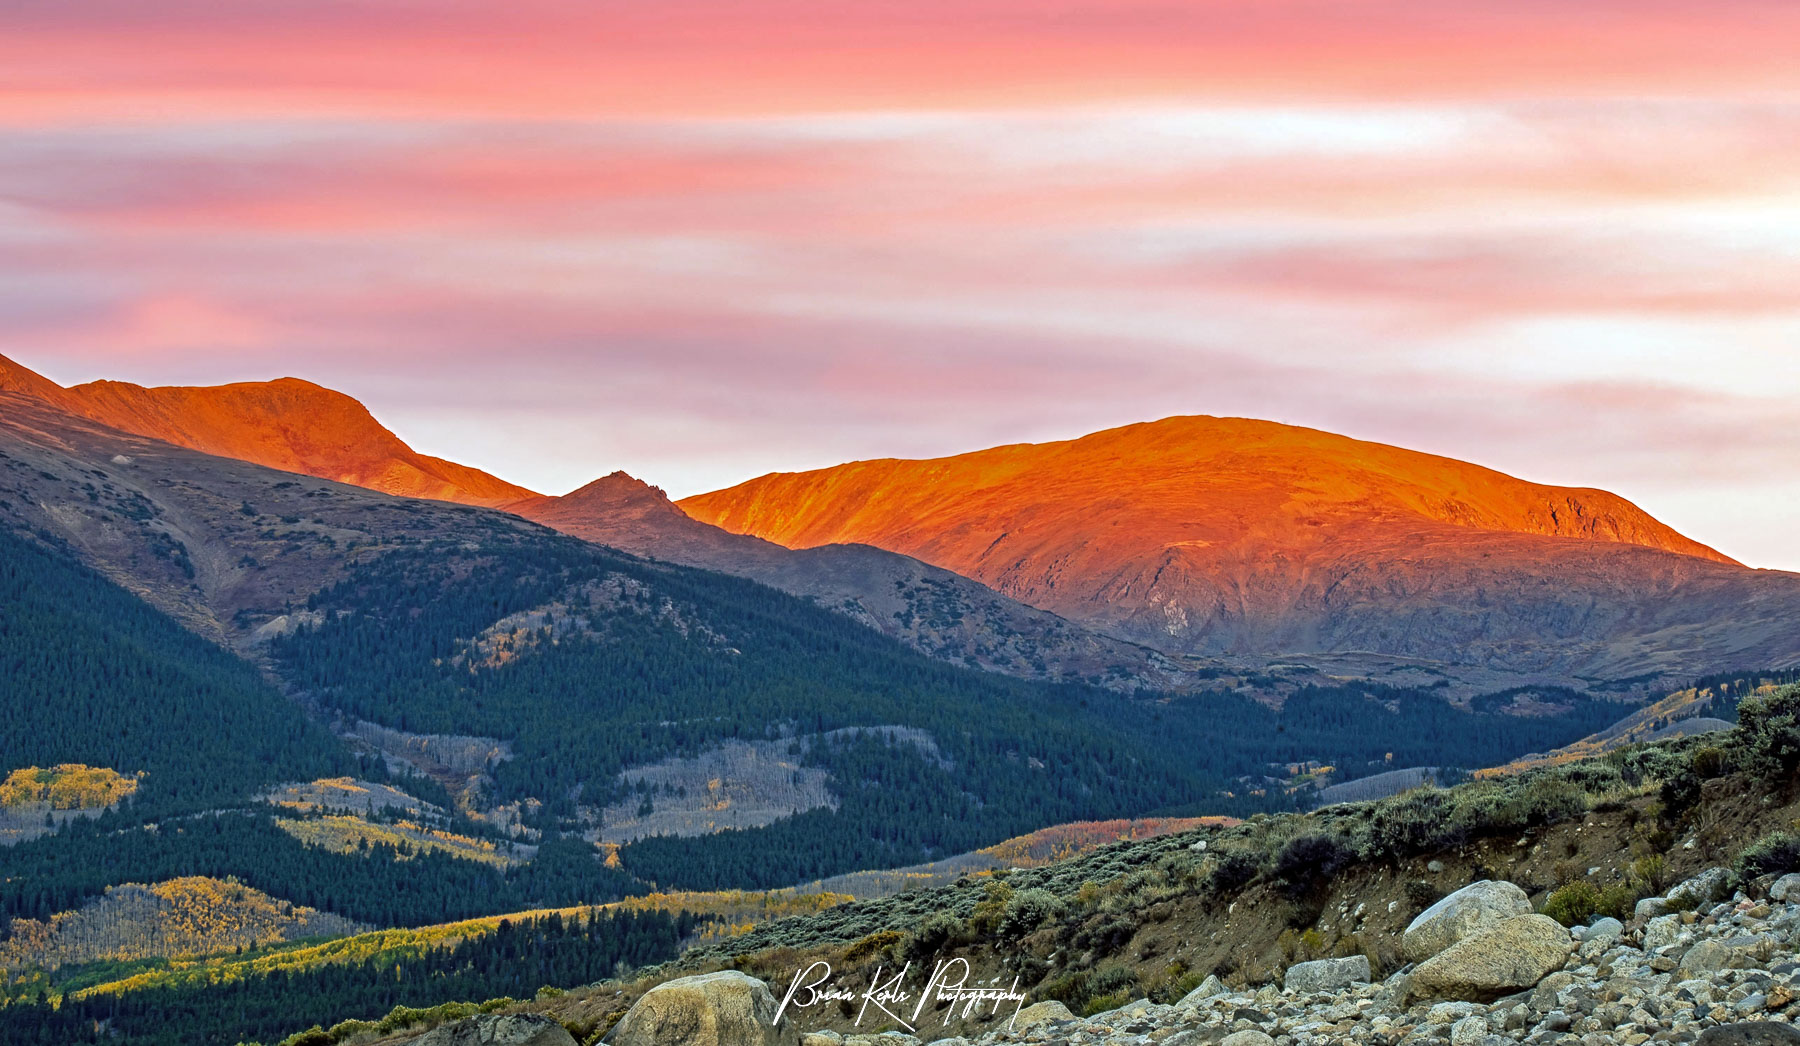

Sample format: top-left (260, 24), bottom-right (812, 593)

top-left (256, 685), bottom-right (1800, 1046)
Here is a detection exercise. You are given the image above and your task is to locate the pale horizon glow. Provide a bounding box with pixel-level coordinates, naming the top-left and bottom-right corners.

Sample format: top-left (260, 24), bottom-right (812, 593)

top-left (4, 2), bottom-right (1799, 570)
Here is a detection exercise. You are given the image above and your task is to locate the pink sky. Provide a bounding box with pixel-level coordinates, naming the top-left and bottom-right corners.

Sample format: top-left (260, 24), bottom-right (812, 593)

top-left (5, 1), bottom-right (1800, 569)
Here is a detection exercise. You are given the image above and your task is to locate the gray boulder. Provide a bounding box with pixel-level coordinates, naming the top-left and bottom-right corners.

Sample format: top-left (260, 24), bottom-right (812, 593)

top-left (610, 971), bottom-right (799, 1046)
top-left (1679, 934), bottom-right (1777, 976)
top-left (1177, 974), bottom-right (1227, 1007)
top-left (1771, 874), bottom-right (1800, 903)
top-left (1283, 955), bottom-right (1371, 994)
top-left (1669, 867), bottom-right (1733, 905)
top-left (408, 1014), bottom-right (576, 1046)
top-left (1010, 1000), bottom-right (1075, 1033)
top-left (1219, 1032), bottom-right (1275, 1046)
top-left (1579, 917), bottom-right (1623, 945)
top-left (1577, 917), bottom-right (1623, 959)
top-left (1644, 914), bottom-right (1684, 952)
top-left (1408, 914), bottom-right (1575, 1003)
top-left (1697, 1024), bottom-right (1800, 1046)
top-left (1403, 880), bottom-right (1532, 964)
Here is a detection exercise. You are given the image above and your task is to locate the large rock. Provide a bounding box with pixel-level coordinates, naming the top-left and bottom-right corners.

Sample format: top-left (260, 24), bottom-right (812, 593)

top-left (1407, 914), bottom-right (1575, 1003)
top-left (409, 1014), bottom-right (576, 1046)
top-left (1283, 955), bottom-right (1371, 994)
top-left (1177, 974), bottom-right (1227, 1007)
top-left (1679, 935), bottom-right (1777, 976)
top-left (611, 971), bottom-right (799, 1046)
top-left (1771, 874), bottom-right (1800, 903)
top-left (1697, 1024), bottom-right (1800, 1046)
top-left (1219, 1032), bottom-right (1275, 1046)
top-left (1403, 880), bottom-right (1532, 963)
top-left (1010, 1001), bottom-right (1075, 1033)
top-left (1669, 867), bottom-right (1733, 905)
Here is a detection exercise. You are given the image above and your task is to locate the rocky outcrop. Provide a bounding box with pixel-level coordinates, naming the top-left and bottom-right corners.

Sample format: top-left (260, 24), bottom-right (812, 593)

top-left (1403, 880), bottom-right (1533, 963)
top-left (610, 970), bottom-right (799, 1046)
top-left (408, 1014), bottom-right (575, 1046)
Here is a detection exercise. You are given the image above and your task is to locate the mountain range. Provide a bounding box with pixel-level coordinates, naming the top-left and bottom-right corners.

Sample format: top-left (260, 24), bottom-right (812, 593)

top-left (7, 352), bottom-right (1795, 693)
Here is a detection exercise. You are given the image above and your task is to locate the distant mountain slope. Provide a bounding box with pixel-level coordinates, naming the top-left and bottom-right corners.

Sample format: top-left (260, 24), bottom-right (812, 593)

top-left (683, 415), bottom-right (1800, 677)
top-left (509, 472), bottom-right (1202, 690)
top-left (0, 354), bottom-right (535, 507)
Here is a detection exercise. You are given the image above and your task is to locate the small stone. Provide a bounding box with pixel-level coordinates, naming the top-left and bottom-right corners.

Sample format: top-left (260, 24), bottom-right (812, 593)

top-left (1449, 1015), bottom-right (1488, 1046)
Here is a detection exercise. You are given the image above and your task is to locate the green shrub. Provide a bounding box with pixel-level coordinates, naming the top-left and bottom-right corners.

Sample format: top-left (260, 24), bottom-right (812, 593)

top-left (1595, 882), bottom-right (1640, 921)
top-left (968, 880), bottom-right (1015, 935)
top-left (1085, 963), bottom-right (1138, 1002)
top-left (1502, 777), bottom-right (1589, 828)
top-left (902, 912), bottom-right (964, 961)
top-left (1363, 788), bottom-right (1451, 860)
top-left (999, 888), bottom-right (1068, 936)
top-left (1206, 848), bottom-right (1264, 895)
top-left (845, 930), bottom-right (904, 964)
top-left (1731, 687), bottom-right (1800, 784)
top-left (1272, 835), bottom-right (1353, 898)
top-left (1082, 992), bottom-right (1132, 1017)
top-left (1541, 881), bottom-right (1602, 926)
top-left (1691, 746), bottom-right (1727, 779)
top-left (276, 1029), bottom-right (332, 1046)
top-left (1736, 830), bottom-right (1800, 880)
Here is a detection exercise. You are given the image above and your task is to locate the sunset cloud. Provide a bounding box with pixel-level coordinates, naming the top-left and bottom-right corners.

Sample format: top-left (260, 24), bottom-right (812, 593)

top-left (4, 1), bottom-right (1799, 568)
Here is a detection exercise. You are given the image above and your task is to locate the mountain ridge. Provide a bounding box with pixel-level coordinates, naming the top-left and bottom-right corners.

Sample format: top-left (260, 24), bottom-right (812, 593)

top-left (0, 354), bottom-right (536, 508)
top-left (679, 414), bottom-right (1798, 674)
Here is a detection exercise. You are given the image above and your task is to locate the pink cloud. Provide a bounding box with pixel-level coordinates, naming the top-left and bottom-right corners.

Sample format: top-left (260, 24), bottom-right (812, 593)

top-left (3, 2), bottom-right (1800, 568)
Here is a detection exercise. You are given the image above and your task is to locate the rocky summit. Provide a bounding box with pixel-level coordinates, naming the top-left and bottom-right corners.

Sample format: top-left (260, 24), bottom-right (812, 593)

top-left (752, 872), bottom-right (1800, 1046)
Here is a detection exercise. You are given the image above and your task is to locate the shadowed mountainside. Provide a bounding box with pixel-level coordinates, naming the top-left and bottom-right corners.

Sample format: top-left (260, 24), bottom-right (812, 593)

top-left (508, 472), bottom-right (1204, 689)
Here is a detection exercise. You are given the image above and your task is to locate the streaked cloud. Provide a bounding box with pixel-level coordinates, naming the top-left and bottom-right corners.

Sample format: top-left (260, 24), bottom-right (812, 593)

top-left (4, 1), bottom-right (1799, 568)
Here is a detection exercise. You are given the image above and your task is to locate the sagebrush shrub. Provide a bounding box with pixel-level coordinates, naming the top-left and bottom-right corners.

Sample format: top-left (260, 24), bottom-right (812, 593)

top-left (1736, 830), bottom-right (1800, 880)
top-left (1541, 881), bottom-right (1602, 927)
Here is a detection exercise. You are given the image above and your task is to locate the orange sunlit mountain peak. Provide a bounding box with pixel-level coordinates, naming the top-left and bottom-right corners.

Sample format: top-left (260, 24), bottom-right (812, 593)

top-left (680, 414), bottom-right (1748, 658)
top-left (0, 354), bottom-right (535, 508)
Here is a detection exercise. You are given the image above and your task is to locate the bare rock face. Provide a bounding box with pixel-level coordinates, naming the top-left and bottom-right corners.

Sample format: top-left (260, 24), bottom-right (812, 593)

top-left (1407, 913), bottom-right (1576, 1003)
top-left (1011, 1000), bottom-right (1075, 1032)
top-left (610, 970), bottom-right (799, 1046)
top-left (1403, 880), bottom-right (1533, 964)
top-left (408, 1014), bottom-right (575, 1046)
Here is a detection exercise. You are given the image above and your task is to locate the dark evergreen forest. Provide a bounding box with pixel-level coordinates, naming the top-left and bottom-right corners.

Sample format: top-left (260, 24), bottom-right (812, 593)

top-left (0, 908), bottom-right (695, 1046)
